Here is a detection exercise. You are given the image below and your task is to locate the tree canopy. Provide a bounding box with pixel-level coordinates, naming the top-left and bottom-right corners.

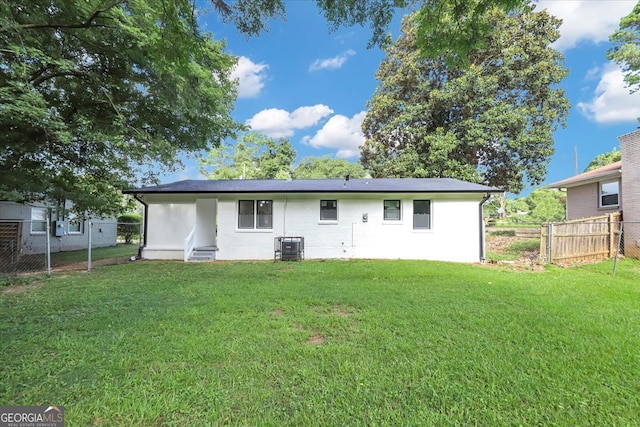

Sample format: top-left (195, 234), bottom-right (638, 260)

top-left (199, 132), bottom-right (368, 180)
top-left (584, 148), bottom-right (622, 172)
top-left (1, 0), bottom-right (241, 215)
top-left (360, 6), bottom-right (569, 193)
top-left (484, 189), bottom-right (566, 224)
top-left (199, 132), bottom-right (296, 179)
top-left (413, 0), bottom-right (526, 65)
top-left (1, 0), bottom-right (535, 215)
top-left (524, 188), bottom-right (566, 223)
top-left (292, 157), bottom-right (367, 179)
top-left (608, 1), bottom-right (640, 93)
top-left (314, 0), bottom-right (528, 62)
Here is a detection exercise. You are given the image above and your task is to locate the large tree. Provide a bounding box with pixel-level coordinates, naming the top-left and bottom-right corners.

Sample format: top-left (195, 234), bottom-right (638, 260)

top-left (360, 6), bottom-right (569, 193)
top-left (1, 0), bottom-right (532, 214)
top-left (199, 132), bottom-right (296, 179)
top-left (584, 148), bottom-right (622, 172)
top-left (524, 188), bottom-right (566, 223)
top-left (1, 0), bottom-right (241, 215)
top-left (608, 1), bottom-right (640, 93)
top-left (292, 157), bottom-right (367, 179)
top-left (315, 0), bottom-right (526, 62)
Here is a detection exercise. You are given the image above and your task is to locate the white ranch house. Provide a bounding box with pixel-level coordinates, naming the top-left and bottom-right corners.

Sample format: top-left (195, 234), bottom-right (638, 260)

top-left (125, 178), bottom-right (502, 263)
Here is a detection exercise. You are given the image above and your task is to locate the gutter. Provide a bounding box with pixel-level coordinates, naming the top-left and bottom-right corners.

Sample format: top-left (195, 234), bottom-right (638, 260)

top-left (479, 192), bottom-right (493, 263)
top-left (133, 194), bottom-right (148, 254)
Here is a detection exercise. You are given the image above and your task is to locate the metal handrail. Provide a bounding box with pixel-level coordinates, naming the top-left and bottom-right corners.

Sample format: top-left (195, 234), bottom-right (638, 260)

top-left (184, 227), bottom-right (196, 262)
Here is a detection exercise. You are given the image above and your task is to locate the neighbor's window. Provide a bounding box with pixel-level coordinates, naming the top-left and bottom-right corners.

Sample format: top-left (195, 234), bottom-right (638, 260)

top-left (413, 200), bottom-right (431, 229)
top-left (238, 200), bottom-right (273, 229)
top-left (31, 207), bottom-right (47, 234)
top-left (383, 200), bottom-right (401, 221)
top-left (67, 212), bottom-right (83, 234)
top-left (320, 200), bottom-right (338, 221)
top-left (600, 181), bottom-right (619, 207)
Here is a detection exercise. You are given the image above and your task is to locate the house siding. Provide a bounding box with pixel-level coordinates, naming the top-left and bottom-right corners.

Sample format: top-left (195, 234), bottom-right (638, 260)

top-left (565, 182), bottom-right (621, 220)
top-left (619, 129), bottom-right (640, 258)
top-left (141, 192), bottom-right (486, 263)
top-left (216, 193), bottom-right (484, 262)
top-left (0, 201), bottom-right (117, 254)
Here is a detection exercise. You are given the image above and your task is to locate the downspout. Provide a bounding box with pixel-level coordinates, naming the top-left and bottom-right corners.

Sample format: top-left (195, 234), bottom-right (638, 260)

top-left (133, 194), bottom-right (148, 255)
top-left (479, 193), bottom-right (492, 263)
top-left (283, 196), bottom-right (288, 237)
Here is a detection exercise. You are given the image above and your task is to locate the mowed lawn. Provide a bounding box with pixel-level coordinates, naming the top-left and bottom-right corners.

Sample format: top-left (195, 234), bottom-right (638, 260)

top-left (1, 259), bottom-right (640, 426)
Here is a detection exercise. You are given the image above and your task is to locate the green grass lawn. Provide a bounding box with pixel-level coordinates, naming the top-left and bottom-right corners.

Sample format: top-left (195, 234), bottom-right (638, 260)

top-left (1, 259), bottom-right (640, 426)
top-left (50, 243), bottom-right (139, 267)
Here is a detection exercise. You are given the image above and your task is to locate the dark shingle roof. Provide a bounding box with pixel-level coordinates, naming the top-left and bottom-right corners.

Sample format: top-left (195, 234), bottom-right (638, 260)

top-left (124, 178), bottom-right (501, 194)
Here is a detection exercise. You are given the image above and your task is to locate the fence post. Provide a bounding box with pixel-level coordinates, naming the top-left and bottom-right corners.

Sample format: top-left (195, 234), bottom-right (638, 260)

top-left (613, 221), bottom-right (624, 276)
top-left (87, 219), bottom-right (92, 272)
top-left (546, 222), bottom-right (553, 263)
top-left (608, 213), bottom-right (615, 258)
top-left (45, 215), bottom-right (51, 276)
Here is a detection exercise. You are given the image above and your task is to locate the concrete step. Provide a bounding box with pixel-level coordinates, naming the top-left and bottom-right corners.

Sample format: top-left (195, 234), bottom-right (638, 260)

top-left (188, 250), bottom-right (216, 262)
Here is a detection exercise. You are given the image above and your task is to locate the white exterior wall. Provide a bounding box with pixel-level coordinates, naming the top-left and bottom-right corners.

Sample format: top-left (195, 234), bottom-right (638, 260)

top-left (140, 192), bottom-right (486, 263)
top-left (143, 195), bottom-right (198, 259)
top-left (212, 193), bottom-right (484, 263)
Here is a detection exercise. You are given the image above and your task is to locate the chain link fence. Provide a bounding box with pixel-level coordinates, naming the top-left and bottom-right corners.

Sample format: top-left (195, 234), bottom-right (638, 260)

top-left (1, 219), bottom-right (142, 284)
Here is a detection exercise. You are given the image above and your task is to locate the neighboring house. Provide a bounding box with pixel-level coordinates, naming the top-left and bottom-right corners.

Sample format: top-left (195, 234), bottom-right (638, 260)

top-left (0, 200), bottom-right (117, 256)
top-left (547, 160), bottom-right (622, 220)
top-left (124, 178), bottom-right (502, 263)
top-left (548, 128), bottom-right (640, 259)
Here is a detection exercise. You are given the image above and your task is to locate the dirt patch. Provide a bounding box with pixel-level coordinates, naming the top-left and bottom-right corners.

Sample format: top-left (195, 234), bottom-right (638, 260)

top-left (1, 257), bottom-right (134, 295)
top-left (2, 281), bottom-right (46, 295)
top-left (270, 309), bottom-right (285, 316)
top-left (486, 235), bottom-right (545, 271)
top-left (332, 305), bottom-right (357, 317)
top-left (485, 235), bottom-right (527, 254)
top-left (306, 333), bottom-right (324, 345)
top-left (51, 256), bottom-right (132, 272)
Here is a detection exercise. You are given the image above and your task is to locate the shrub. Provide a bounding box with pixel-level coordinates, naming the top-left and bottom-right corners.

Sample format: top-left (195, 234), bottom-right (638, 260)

top-left (117, 213), bottom-right (142, 244)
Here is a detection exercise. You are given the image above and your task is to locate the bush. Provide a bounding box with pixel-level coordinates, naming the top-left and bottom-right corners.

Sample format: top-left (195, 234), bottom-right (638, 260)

top-left (118, 213), bottom-right (142, 244)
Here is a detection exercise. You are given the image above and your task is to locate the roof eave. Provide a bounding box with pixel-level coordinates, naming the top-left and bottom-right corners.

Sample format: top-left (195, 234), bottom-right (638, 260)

top-left (124, 188), bottom-right (502, 195)
top-left (547, 170), bottom-right (621, 189)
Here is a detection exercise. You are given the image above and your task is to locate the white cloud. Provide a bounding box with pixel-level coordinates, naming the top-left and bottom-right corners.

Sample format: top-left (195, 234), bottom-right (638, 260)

top-left (577, 63), bottom-right (640, 123)
top-left (583, 65), bottom-right (602, 82)
top-left (246, 104), bottom-right (334, 138)
top-left (230, 56), bottom-right (268, 98)
top-left (309, 49), bottom-right (356, 71)
top-left (305, 111), bottom-right (367, 158)
top-left (536, 1), bottom-right (635, 51)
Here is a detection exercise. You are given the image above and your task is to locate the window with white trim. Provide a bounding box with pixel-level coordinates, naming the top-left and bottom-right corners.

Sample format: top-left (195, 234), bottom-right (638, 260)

top-left (238, 200), bottom-right (273, 229)
top-left (31, 207), bottom-right (47, 234)
top-left (599, 181), bottom-right (619, 207)
top-left (413, 200), bottom-right (431, 229)
top-left (320, 200), bottom-right (338, 221)
top-left (383, 200), bottom-right (401, 221)
top-left (67, 212), bottom-right (83, 234)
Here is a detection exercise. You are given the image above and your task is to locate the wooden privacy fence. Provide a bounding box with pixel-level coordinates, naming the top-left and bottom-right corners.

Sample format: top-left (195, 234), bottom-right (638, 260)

top-left (540, 213), bottom-right (622, 264)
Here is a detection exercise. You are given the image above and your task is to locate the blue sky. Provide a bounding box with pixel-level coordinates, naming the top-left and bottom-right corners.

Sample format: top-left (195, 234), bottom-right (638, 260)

top-left (165, 0), bottom-right (640, 196)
